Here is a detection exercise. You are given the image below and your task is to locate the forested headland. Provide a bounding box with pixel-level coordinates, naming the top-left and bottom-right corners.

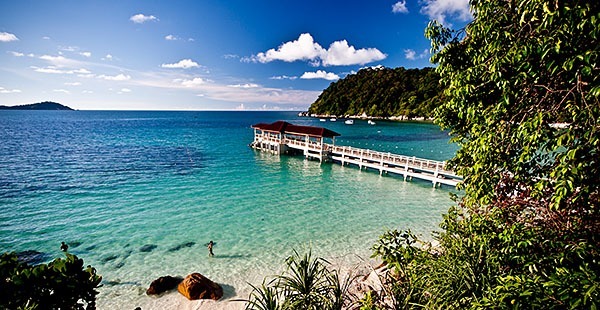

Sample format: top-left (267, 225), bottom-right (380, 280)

top-left (306, 66), bottom-right (444, 119)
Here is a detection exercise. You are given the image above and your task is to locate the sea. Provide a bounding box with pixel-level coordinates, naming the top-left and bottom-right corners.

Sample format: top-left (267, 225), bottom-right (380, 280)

top-left (0, 110), bottom-right (458, 309)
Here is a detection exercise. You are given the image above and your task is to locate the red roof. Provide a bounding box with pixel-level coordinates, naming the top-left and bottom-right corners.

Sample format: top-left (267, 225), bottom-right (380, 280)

top-left (252, 121), bottom-right (340, 138)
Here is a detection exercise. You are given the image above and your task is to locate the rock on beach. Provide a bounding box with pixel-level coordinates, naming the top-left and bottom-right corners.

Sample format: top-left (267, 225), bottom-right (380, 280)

top-left (177, 273), bottom-right (223, 301)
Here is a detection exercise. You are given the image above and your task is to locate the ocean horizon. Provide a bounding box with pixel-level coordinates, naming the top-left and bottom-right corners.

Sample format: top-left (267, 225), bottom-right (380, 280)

top-left (0, 110), bottom-right (458, 309)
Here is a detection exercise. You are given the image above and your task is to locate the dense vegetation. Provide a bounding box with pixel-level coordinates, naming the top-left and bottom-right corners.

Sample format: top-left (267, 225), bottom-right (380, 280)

top-left (307, 67), bottom-right (444, 118)
top-left (368, 0), bottom-right (599, 309)
top-left (0, 252), bottom-right (102, 309)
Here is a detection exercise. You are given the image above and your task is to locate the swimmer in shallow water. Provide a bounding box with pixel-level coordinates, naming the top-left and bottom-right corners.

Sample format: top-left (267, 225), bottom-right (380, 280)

top-left (60, 242), bottom-right (68, 252)
top-left (207, 240), bottom-right (214, 256)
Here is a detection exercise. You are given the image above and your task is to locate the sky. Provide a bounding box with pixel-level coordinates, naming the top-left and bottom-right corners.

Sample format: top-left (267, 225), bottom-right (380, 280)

top-left (0, 0), bottom-right (471, 110)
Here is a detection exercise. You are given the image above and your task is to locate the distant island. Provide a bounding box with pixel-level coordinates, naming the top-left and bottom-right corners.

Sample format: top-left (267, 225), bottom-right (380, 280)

top-left (0, 101), bottom-right (73, 110)
top-left (305, 66), bottom-right (445, 120)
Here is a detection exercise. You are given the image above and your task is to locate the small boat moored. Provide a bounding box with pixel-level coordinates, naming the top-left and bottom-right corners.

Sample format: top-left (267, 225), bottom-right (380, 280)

top-left (368, 120), bottom-right (376, 125)
top-left (344, 119), bottom-right (354, 125)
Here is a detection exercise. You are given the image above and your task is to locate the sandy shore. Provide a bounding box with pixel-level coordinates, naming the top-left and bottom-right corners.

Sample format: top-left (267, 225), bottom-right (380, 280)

top-left (112, 254), bottom-right (382, 310)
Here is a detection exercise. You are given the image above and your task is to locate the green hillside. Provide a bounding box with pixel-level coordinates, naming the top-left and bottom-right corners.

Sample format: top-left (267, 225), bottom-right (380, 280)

top-left (307, 66), bottom-right (444, 118)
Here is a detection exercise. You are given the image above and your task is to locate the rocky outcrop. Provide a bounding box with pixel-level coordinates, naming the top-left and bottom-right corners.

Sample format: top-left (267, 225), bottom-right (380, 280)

top-left (146, 276), bottom-right (183, 295)
top-left (177, 273), bottom-right (223, 300)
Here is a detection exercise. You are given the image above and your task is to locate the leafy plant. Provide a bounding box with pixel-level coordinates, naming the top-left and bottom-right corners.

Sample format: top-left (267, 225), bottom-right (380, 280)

top-left (0, 252), bottom-right (102, 310)
top-left (244, 249), bottom-right (356, 310)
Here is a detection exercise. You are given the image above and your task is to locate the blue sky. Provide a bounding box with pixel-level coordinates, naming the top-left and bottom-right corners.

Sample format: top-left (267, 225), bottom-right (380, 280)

top-left (0, 0), bottom-right (470, 110)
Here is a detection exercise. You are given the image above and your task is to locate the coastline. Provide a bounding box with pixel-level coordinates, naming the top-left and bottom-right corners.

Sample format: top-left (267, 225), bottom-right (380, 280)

top-left (298, 112), bottom-right (435, 122)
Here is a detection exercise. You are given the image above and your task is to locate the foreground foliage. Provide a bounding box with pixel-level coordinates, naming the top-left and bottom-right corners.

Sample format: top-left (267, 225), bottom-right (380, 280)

top-left (307, 67), bottom-right (444, 118)
top-left (367, 0), bottom-right (599, 309)
top-left (0, 252), bottom-right (102, 310)
top-left (244, 250), bottom-right (354, 310)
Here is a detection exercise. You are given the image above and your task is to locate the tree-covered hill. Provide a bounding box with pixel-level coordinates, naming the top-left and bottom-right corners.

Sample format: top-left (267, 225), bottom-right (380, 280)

top-left (0, 101), bottom-right (73, 110)
top-left (307, 66), bottom-right (444, 118)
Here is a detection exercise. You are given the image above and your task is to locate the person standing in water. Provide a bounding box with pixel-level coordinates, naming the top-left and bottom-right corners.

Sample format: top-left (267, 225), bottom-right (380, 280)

top-left (207, 240), bottom-right (214, 256)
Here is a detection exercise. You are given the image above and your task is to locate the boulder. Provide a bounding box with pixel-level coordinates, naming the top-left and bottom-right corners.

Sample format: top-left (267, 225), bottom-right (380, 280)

top-left (177, 273), bottom-right (223, 300)
top-left (146, 276), bottom-right (183, 295)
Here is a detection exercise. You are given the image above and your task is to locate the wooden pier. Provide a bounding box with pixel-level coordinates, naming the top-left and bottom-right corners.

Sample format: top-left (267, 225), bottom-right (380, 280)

top-left (251, 121), bottom-right (461, 188)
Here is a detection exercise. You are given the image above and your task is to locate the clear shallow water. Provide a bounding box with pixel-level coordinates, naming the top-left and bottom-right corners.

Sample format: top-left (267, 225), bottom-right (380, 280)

top-left (0, 111), bottom-right (458, 309)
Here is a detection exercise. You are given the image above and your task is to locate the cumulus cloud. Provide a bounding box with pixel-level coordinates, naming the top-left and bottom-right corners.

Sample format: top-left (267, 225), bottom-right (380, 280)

top-left (0, 87), bottom-right (21, 94)
top-left (161, 59), bottom-right (199, 69)
top-left (404, 48), bottom-right (430, 60)
top-left (80, 52), bottom-right (92, 57)
top-left (130, 14), bottom-right (158, 24)
top-left (98, 74), bottom-right (131, 81)
top-left (165, 34), bottom-right (178, 41)
top-left (251, 33), bottom-right (386, 66)
top-left (180, 77), bottom-right (206, 87)
top-left (120, 88), bottom-right (132, 93)
top-left (322, 40), bottom-right (386, 66)
top-left (420, 0), bottom-right (472, 25)
top-left (65, 82), bottom-right (82, 86)
top-left (53, 89), bottom-right (71, 94)
top-left (392, 1), bottom-right (409, 13)
top-left (103, 54), bottom-right (113, 61)
top-left (255, 33), bottom-right (324, 64)
top-left (9, 51), bottom-right (24, 57)
top-left (0, 32), bottom-right (19, 42)
top-left (300, 70), bottom-right (340, 81)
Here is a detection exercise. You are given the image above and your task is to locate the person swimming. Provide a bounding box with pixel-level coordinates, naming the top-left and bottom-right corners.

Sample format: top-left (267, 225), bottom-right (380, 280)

top-left (207, 240), bottom-right (214, 256)
top-left (60, 242), bottom-right (68, 252)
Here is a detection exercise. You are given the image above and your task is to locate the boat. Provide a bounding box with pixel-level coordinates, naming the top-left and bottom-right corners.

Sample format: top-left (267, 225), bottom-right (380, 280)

top-left (330, 118), bottom-right (337, 122)
top-left (320, 118), bottom-right (327, 122)
top-left (344, 119), bottom-right (354, 125)
top-left (368, 120), bottom-right (376, 125)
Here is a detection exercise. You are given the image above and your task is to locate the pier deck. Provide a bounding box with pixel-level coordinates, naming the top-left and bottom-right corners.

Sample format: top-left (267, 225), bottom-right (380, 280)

top-left (251, 121), bottom-right (461, 188)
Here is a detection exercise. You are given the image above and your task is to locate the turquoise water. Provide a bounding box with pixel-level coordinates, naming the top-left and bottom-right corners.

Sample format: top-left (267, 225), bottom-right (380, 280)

top-left (0, 111), bottom-right (458, 309)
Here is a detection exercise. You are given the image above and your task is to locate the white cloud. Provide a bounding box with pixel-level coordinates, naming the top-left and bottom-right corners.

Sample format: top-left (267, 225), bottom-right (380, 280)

top-left (180, 77), bottom-right (206, 87)
top-left (404, 48), bottom-right (430, 60)
top-left (255, 33), bottom-right (325, 64)
top-left (0, 87), bottom-right (21, 94)
top-left (130, 14), bottom-right (158, 24)
top-left (270, 75), bottom-right (298, 80)
top-left (42, 36), bottom-right (51, 40)
top-left (300, 70), bottom-right (340, 81)
top-left (32, 66), bottom-right (90, 75)
top-left (228, 83), bottom-right (259, 88)
top-left (0, 32), bottom-right (19, 42)
top-left (165, 34), bottom-right (178, 41)
top-left (420, 0), bottom-right (472, 25)
top-left (53, 89), bottom-right (71, 94)
top-left (98, 74), bottom-right (131, 81)
top-left (65, 82), bottom-right (82, 86)
top-left (322, 40), bottom-right (386, 66)
top-left (223, 54), bottom-right (239, 59)
top-left (119, 88), bottom-right (132, 93)
top-left (82, 90), bottom-right (93, 94)
top-left (161, 59), bottom-right (199, 69)
top-left (251, 33), bottom-right (386, 66)
top-left (9, 51), bottom-right (24, 57)
top-left (103, 54), bottom-right (113, 61)
top-left (392, 1), bottom-right (409, 13)
top-left (80, 52), bottom-right (92, 57)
